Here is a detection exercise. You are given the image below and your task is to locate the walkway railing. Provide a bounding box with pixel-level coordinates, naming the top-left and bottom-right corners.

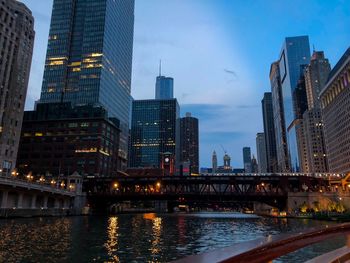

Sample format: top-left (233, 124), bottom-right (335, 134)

top-left (173, 223), bottom-right (350, 263)
top-left (0, 175), bottom-right (75, 196)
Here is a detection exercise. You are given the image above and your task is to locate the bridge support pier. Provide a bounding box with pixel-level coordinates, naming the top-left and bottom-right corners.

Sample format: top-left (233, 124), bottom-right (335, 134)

top-left (43, 196), bottom-right (48, 209)
top-left (154, 200), bottom-right (168, 213)
top-left (1, 190), bottom-right (8, 208)
top-left (31, 194), bottom-right (37, 209)
top-left (17, 193), bottom-right (23, 209)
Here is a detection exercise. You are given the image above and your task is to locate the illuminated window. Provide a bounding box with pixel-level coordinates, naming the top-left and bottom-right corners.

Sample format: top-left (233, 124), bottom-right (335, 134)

top-left (72, 67), bottom-right (81, 72)
top-left (35, 132), bottom-right (43, 137)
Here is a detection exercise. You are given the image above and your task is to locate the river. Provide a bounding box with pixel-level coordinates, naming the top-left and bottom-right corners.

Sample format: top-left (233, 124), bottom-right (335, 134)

top-left (0, 213), bottom-right (347, 262)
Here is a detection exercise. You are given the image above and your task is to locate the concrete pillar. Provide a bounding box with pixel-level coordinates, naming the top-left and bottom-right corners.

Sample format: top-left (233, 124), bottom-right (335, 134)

top-left (43, 196), bottom-right (48, 209)
top-left (1, 190), bottom-right (8, 208)
top-left (54, 198), bottom-right (60, 209)
top-left (63, 199), bottom-right (70, 209)
top-left (31, 194), bottom-right (37, 209)
top-left (17, 193), bottom-right (23, 209)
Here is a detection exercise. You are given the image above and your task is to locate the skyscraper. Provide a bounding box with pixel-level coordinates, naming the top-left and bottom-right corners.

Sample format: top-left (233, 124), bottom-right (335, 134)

top-left (270, 62), bottom-right (290, 172)
top-left (129, 99), bottom-right (180, 169)
top-left (256, 133), bottom-right (267, 173)
top-left (180, 113), bottom-right (199, 174)
top-left (320, 47), bottom-right (350, 173)
top-left (243, 147), bottom-right (252, 173)
top-left (155, 76), bottom-right (174, 99)
top-left (277, 36), bottom-right (311, 171)
top-left (212, 151), bottom-right (217, 174)
top-left (302, 51), bottom-right (330, 173)
top-left (39, 0), bottom-right (135, 169)
top-left (261, 92), bottom-right (277, 172)
top-left (0, 0), bottom-right (34, 173)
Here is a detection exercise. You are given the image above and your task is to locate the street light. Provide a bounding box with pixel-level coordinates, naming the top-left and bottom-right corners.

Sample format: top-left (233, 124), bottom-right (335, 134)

top-left (113, 182), bottom-right (119, 190)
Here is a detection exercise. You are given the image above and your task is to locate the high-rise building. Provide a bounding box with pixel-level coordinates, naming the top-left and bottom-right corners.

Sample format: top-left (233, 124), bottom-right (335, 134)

top-left (320, 47), bottom-right (350, 173)
top-left (212, 150), bottom-right (217, 173)
top-left (270, 62), bottom-right (290, 172)
top-left (155, 76), bottom-right (174, 99)
top-left (301, 51), bottom-right (331, 173)
top-left (129, 99), bottom-right (180, 169)
top-left (303, 109), bottom-right (328, 173)
top-left (0, 0), bottom-right (34, 174)
top-left (39, 0), bottom-right (135, 169)
top-left (305, 51), bottom-right (331, 110)
top-left (256, 133), bottom-right (267, 173)
top-left (180, 112), bottom-right (199, 174)
top-left (261, 92), bottom-right (277, 172)
top-left (293, 69), bottom-right (309, 172)
top-left (243, 147), bottom-right (252, 173)
top-left (278, 36), bottom-right (311, 171)
top-left (17, 103), bottom-right (120, 177)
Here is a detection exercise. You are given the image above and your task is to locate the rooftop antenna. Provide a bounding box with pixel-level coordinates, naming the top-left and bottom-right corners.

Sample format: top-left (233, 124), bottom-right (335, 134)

top-left (159, 59), bottom-right (162, 76)
top-left (220, 144), bottom-right (227, 155)
top-left (312, 44), bottom-right (316, 53)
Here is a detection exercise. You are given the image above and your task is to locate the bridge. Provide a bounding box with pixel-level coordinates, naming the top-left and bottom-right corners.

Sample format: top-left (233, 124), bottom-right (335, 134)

top-left (0, 173), bottom-right (85, 217)
top-left (84, 173), bottom-right (347, 212)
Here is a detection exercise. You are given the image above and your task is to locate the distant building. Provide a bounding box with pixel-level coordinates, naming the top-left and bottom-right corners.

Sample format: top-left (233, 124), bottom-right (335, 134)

top-left (270, 62), bottom-right (290, 172)
top-left (38, 0), bottom-right (135, 169)
top-left (320, 47), bottom-right (350, 173)
top-left (261, 92), bottom-right (278, 172)
top-left (277, 36), bottom-right (311, 172)
top-left (212, 151), bottom-right (217, 173)
top-left (0, 0), bottom-right (35, 174)
top-left (243, 147), bottom-right (252, 173)
top-left (155, 75), bottom-right (174, 99)
top-left (256, 133), bottom-right (267, 173)
top-left (251, 155), bottom-right (258, 173)
top-left (180, 113), bottom-right (199, 174)
top-left (129, 99), bottom-right (180, 169)
top-left (302, 51), bottom-right (330, 173)
top-left (17, 103), bottom-right (120, 177)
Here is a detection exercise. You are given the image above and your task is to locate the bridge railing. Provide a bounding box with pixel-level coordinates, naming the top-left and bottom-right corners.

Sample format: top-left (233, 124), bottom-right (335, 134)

top-left (0, 175), bottom-right (75, 196)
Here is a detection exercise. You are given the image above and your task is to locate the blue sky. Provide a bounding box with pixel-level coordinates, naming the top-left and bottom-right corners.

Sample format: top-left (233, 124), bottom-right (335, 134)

top-left (20, 0), bottom-right (350, 168)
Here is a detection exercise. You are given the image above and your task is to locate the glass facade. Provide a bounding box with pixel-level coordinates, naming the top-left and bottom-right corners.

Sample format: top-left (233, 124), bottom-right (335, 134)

top-left (279, 36), bottom-right (310, 172)
top-left (155, 76), bottom-right (174, 99)
top-left (129, 99), bottom-right (180, 168)
top-left (39, 0), bottom-right (135, 167)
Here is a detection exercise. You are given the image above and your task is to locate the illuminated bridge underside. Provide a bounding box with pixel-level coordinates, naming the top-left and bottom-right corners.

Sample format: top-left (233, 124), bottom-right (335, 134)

top-left (85, 174), bottom-right (332, 208)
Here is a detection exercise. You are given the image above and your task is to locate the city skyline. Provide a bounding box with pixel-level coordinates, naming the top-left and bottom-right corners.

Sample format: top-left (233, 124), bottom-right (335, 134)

top-left (20, 0), bottom-right (350, 168)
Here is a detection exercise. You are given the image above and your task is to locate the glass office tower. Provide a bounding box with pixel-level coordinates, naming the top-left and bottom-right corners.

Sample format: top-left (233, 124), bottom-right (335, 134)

top-left (278, 36), bottom-right (310, 172)
top-left (155, 76), bottom-right (174, 99)
top-left (129, 99), bottom-right (180, 168)
top-left (39, 0), bottom-right (135, 168)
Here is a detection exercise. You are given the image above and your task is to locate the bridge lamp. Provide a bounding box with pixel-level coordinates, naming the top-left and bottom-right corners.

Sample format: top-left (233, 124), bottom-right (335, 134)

top-left (60, 181), bottom-right (65, 188)
top-left (113, 182), bottom-right (119, 189)
top-left (261, 183), bottom-right (265, 187)
top-left (51, 179), bottom-right (56, 185)
top-left (156, 182), bottom-right (161, 188)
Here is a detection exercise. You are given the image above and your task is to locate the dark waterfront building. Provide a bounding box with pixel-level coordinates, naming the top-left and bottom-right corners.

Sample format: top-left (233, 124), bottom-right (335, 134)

top-left (320, 47), bottom-right (350, 173)
top-left (256, 133), bottom-right (267, 173)
top-left (180, 113), bottom-right (199, 174)
top-left (39, 0), bottom-right (135, 169)
top-left (278, 36), bottom-right (311, 172)
top-left (302, 51), bottom-right (330, 173)
top-left (0, 0), bottom-right (34, 174)
top-left (243, 147), bottom-right (252, 173)
top-left (155, 76), bottom-right (174, 99)
top-left (261, 92), bottom-right (277, 172)
top-left (270, 62), bottom-right (290, 172)
top-left (129, 99), bottom-right (180, 169)
top-left (17, 103), bottom-right (120, 177)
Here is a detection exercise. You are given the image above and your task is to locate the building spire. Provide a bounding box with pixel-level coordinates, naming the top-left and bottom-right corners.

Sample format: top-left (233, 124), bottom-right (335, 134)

top-left (159, 59), bottom-right (162, 76)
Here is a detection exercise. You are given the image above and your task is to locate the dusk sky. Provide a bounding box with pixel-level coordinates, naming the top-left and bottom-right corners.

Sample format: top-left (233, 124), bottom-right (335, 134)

top-left (20, 0), bottom-right (350, 168)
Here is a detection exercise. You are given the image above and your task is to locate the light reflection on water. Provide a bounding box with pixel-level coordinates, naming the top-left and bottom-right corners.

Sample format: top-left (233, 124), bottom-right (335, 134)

top-left (0, 214), bottom-right (345, 262)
